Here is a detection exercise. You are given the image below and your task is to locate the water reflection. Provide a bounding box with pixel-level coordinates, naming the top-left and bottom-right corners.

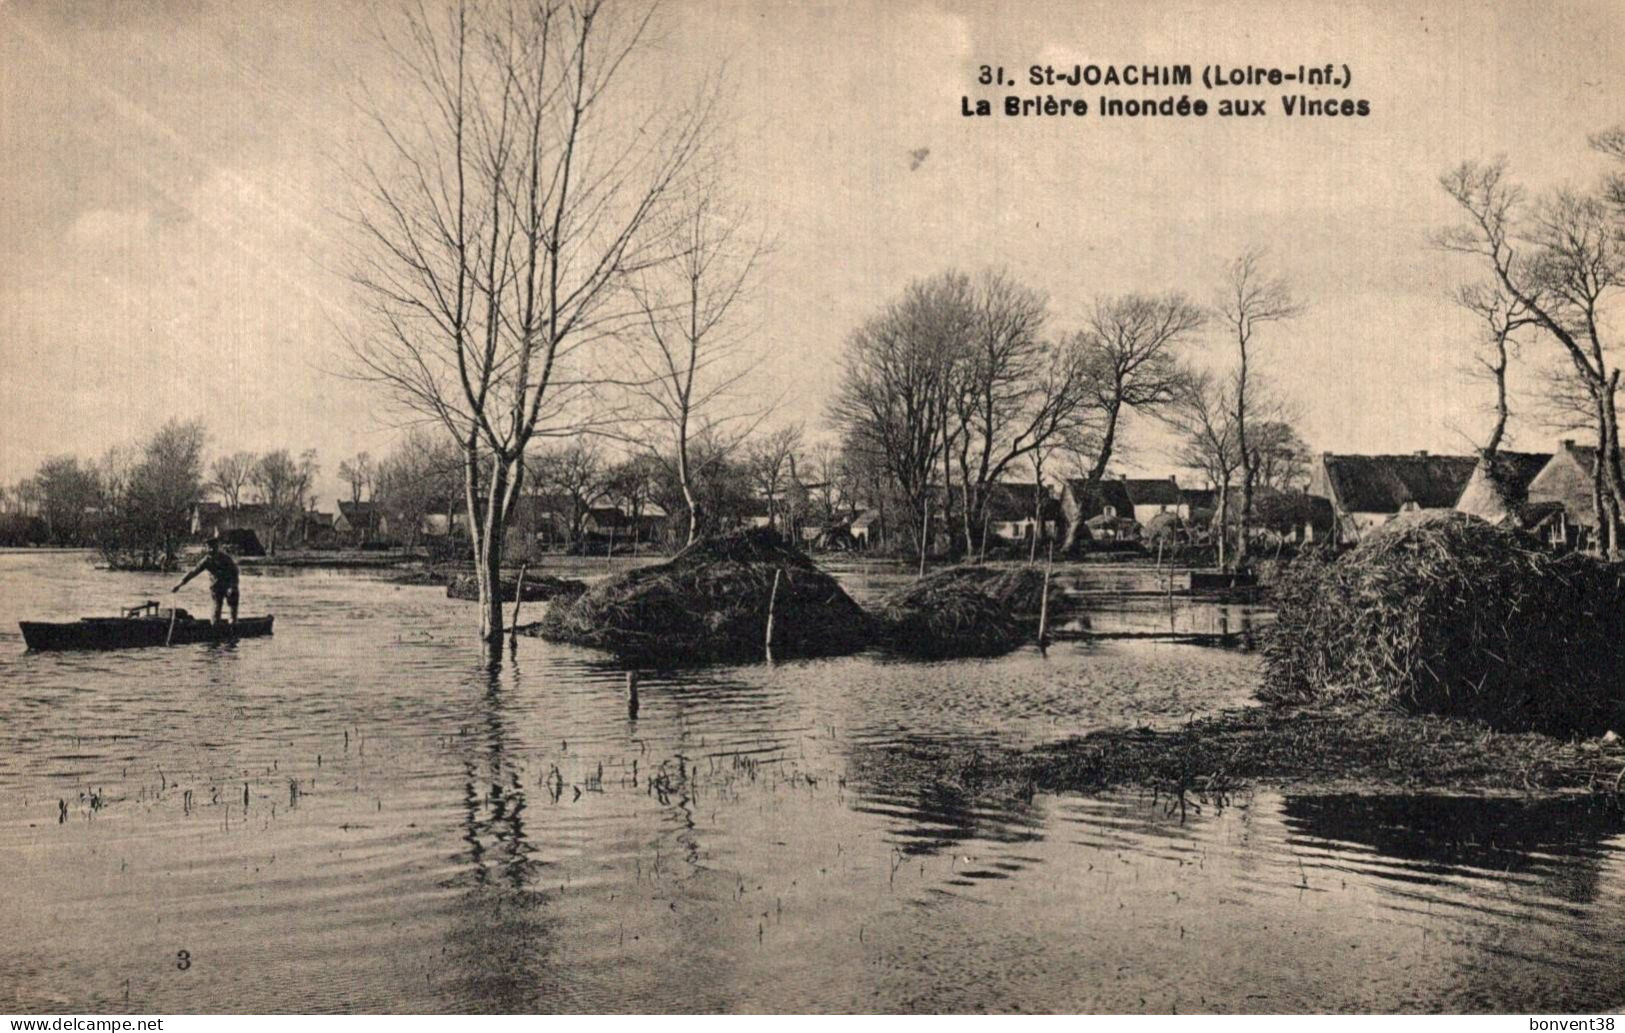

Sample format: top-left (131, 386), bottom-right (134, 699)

top-left (1282, 794), bottom-right (1623, 906)
top-left (844, 735), bottom-right (1043, 864)
top-left (444, 656), bottom-right (552, 1012)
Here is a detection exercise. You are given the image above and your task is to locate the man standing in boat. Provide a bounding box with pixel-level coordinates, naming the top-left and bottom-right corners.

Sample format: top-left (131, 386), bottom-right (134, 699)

top-left (172, 536), bottom-right (240, 626)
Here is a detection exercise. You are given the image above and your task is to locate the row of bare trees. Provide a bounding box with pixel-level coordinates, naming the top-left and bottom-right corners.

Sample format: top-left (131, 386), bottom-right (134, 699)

top-left (0, 420), bottom-right (208, 568)
top-left (826, 256), bottom-right (1303, 568)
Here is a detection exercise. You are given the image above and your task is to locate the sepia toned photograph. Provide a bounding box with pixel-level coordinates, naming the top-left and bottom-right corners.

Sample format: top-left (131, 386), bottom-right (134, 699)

top-left (2, 0), bottom-right (1624, 1019)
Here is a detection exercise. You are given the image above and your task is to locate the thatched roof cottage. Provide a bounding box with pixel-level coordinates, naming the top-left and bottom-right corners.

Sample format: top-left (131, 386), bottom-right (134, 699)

top-left (1060, 478), bottom-right (1135, 543)
top-left (1308, 451), bottom-right (1478, 543)
top-left (1453, 450), bottom-right (1556, 529)
top-left (1524, 440), bottom-right (1620, 549)
top-left (1120, 477), bottom-right (1189, 525)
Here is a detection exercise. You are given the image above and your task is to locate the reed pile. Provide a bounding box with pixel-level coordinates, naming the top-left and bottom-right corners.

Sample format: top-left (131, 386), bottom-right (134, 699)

top-left (1263, 511), bottom-right (1625, 735)
top-left (876, 565), bottom-right (1051, 658)
top-left (535, 528), bottom-right (872, 664)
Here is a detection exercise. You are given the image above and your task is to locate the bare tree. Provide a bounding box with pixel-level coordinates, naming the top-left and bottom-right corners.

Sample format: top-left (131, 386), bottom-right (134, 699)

top-left (346, 0), bottom-right (712, 643)
top-left (946, 270), bottom-right (1094, 555)
top-left (1452, 283), bottom-right (1534, 457)
top-left (802, 439), bottom-right (846, 524)
top-left (1250, 420), bottom-right (1312, 494)
top-left (1216, 248), bottom-right (1301, 568)
top-left (1167, 371), bottom-right (1241, 566)
top-left (337, 452), bottom-right (375, 505)
top-left (251, 449), bottom-right (318, 555)
top-left (745, 423), bottom-right (803, 533)
top-left (376, 430), bottom-right (463, 548)
top-left (1058, 292), bottom-right (1204, 549)
top-left (828, 273), bottom-right (972, 561)
top-left (1439, 150), bottom-right (1625, 552)
top-left (209, 451), bottom-right (258, 513)
top-left (619, 188), bottom-right (765, 544)
top-left (529, 440), bottom-right (606, 546)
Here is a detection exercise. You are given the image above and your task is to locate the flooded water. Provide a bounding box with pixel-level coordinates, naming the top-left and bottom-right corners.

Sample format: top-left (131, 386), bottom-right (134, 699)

top-left (1, 551), bottom-right (1622, 1013)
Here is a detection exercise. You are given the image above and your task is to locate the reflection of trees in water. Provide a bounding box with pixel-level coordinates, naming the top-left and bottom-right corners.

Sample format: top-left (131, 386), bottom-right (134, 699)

top-left (441, 656), bottom-right (556, 1012)
top-left (1281, 794), bottom-right (1624, 905)
top-left (842, 735), bottom-right (1044, 861)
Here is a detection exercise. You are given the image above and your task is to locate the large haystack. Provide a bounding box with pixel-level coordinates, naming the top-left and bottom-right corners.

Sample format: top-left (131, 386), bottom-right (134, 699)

top-left (1263, 510), bottom-right (1625, 734)
top-left (877, 565), bottom-right (1052, 658)
top-left (535, 528), bottom-right (872, 664)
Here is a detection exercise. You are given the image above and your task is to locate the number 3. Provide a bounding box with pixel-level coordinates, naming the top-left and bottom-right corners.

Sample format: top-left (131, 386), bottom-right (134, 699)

top-left (176, 950), bottom-right (191, 971)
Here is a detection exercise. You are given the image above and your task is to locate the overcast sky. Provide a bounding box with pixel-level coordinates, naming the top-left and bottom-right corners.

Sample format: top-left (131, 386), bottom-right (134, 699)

top-left (3, 0), bottom-right (1623, 501)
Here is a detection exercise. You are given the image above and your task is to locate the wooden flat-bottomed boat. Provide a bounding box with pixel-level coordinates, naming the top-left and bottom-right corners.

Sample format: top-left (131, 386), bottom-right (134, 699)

top-left (19, 601), bottom-right (274, 652)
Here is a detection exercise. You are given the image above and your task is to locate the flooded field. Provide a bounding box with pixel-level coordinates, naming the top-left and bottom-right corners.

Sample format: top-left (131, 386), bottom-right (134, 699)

top-left (1, 551), bottom-right (1622, 1013)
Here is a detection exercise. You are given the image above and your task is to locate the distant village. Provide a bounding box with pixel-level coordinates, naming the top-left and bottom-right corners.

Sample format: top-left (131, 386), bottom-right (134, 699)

top-left (2, 428), bottom-right (1603, 563)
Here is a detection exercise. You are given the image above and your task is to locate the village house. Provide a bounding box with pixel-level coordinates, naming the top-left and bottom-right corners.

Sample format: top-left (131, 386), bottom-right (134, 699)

top-left (850, 508), bottom-right (883, 548)
top-left (1453, 450), bottom-right (1557, 533)
top-left (191, 501), bottom-right (275, 547)
top-left (334, 500), bottom-right (387, 543)
top-left (583, 506), bottom-right (632, 539)
top-left (1179, 485), bottom-right (1217, 521)
top-left (962, 481), bottom-right (1063, 542)
top-left (1307, 451), bottom-right (1479, 543)
top-left (1120, 477), bottom-right (1188, 525)
top-left (1523, 441), bottom-right (1621, 550)
top-left (1060, 478), bottom-right (1137, 543)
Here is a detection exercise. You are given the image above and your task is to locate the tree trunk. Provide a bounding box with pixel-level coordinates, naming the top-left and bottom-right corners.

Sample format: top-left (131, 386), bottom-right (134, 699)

top-left (1086, 402), bottom-right (1122, 486)
top-left (677, 423), bottom-right (701, 546)
top-left (1216, 479), bottom-right (1230, 570)
top-left (1601, 372), bottom-right (1625, 557)
top-left (463, 442), bottom-right (510, 646)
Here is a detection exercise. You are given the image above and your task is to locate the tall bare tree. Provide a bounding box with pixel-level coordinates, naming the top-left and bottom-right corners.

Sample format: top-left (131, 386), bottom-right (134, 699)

top-left (1058, 292), bottom-right (1204, 550)
top-left (1452, 283), bottom-right (1533, 457)
top-left (250, 449), bottom-right (318, 554)
top-left (1439, 148), bottom-right (1625, 552)
top-left (1167, 371), bottom-right (1241, 566)
top-left (620, 189), bottom-right (764, 545)
top-left (347, 0), bottom-right (711, 643)
top-left (1216, 248), bottom-right (1300, 568)
top-left (828, 273), bottom-right (972, 561)
top-left (948, 270), bottom-right (1093, 555)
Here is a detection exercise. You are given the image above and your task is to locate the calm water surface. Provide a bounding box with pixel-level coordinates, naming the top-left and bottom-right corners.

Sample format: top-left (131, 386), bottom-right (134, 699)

top-left (0, 551), bottom-right (1621, 1013)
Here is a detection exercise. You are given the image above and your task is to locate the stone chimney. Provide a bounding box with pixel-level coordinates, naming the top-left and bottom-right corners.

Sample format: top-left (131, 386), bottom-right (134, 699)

top-left (1414, 450), bottom-right (1429, 457)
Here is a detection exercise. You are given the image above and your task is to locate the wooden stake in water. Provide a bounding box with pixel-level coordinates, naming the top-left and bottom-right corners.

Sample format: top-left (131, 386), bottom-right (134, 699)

top-left (918, 498), bottom-right (931, 580)
top-left (1037, 543), bottom-right (1053, 647)
top-left (508, 561), bottom-right (529, 644)
top-left (764, 568), bottom-right (782, 662)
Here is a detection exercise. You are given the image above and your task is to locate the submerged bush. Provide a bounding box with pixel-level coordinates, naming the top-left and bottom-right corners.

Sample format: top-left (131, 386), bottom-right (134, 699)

top-left (1262, 511), bottom-right (1625, 735)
